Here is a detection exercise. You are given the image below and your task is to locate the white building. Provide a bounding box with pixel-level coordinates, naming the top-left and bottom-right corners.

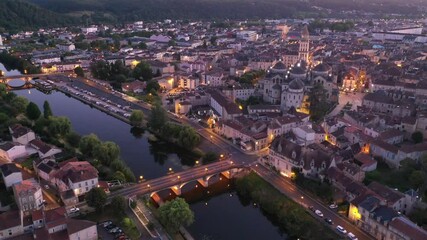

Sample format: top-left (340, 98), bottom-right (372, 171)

top-left (0, 142), bottom-right (27, 161)
top-left (236, 31), bottom-right (258, 41)
top-left (81, 27), bottom-right (98, 34)
top-left (0, 35), bottom-right (3, 46)
top-left (0, 163), bottom-right (23, 188)
top-left (9, 124), bottom-right (36, 145)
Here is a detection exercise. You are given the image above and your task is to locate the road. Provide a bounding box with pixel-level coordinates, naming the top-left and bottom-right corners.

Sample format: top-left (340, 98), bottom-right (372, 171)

top-left (253, 164), bottom-right (373, 240)
top-left (328, 91), bottom-right (365, 117)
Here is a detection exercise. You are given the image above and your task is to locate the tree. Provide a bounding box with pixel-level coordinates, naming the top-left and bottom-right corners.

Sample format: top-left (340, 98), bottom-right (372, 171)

top-left (65, 131), bottom-right (81, 148)
top-left (93, 141), bottom-right (120, 165)
top-left (133, 61), bottom-right (152, 81)
top-left (149, 102), bottom-right (168, 131)
top-left (203, 151), bottom-right (219, 164)
top-left (409, 170), bottom-right (426, 189)
top-left (12, 96), bottom-right (29, 114)
top-left (308, 83), bottom-right (330, 122)
top-left (90, 60), bottom-right (111, 80)
top-left (158, 198), bottom-right (194, 233)
top-left (79, 134), bottom-right (101, 157)
top-left (26, 102), bottom-right (41, 120)
top-left (74, 66), bottom-right (84, 77)
top-left (48, 116), bottom-right (71, 136)
top-left (112, 171), bottom-right (126, 183)
top-left (145, 80), bottom-right (160, 93)
top-left (177, 126), bottom-right (200, 150)
top-left (85, 187), bottom-right (107, 211)
top-left (0, 112), bottom-right (9, 125)
top-left (111, 196), bottom-right (126, 216)
top-left (129, 110), bottom-right (144, 128)
top-left (411, 131), bottom-right (423, 144)
top-left (43, 101), bottom-right (53, 119)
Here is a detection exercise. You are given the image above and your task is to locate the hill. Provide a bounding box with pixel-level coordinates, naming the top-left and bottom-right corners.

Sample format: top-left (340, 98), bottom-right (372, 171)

top-left (0, 0), bottom-right (78, 32)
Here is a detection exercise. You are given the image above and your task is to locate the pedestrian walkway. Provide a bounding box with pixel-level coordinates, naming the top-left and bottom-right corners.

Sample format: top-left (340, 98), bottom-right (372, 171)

top-left (129, 197), bottom-right (169, 240)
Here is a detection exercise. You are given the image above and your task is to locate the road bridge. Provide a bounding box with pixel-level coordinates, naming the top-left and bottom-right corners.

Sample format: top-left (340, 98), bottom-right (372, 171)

top-left (108, 160), bottom-right (244, 199)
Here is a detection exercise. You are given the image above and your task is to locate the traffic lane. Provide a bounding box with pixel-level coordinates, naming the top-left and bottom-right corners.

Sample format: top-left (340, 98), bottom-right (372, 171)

top-left (254, 166), bottom-right (372, 240)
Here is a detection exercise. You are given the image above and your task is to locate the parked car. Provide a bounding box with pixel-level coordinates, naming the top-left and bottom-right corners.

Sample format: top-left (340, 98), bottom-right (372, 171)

top-left (109, 227), bottom-right (119, 233)
top-left (69, 207), bottom-right (79, 213)
top-left (315, 210), bottom-right (324, 217)
top-left (336, 225), bottom-right (347, 234)
top-left (308, 206), bottom-right (315, 212)
top-left (105, 224), bottom-right (116, 230)
top-left (100, 220), bottom-right (113, 228)
top-left (347, 232), bottom-right (358, 240)
top-left (324, 218), bottom-right (333, 225)
top-left (329, 203), bottom-right (338, 209)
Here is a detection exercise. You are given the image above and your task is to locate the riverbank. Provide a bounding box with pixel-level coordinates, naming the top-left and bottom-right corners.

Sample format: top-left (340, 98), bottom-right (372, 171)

top-left (235, 172), bottom-right (340, 240)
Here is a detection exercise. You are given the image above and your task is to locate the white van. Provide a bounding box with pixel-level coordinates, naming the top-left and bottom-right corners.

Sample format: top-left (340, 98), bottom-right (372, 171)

top-left (347, 232), bottom-right (358, 240)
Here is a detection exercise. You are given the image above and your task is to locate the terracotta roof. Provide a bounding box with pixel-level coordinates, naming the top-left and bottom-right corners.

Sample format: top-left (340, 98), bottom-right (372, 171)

top-left (32, 209), bottom-right (44, 221)
top-left (44, 207), bottom-right (67, 229)
top-left (0, 210), bottom-right (21, 230)
top-left (67, 219), bottom-right (96, 235)
top-left (368, 181), bottom-right (404, 205)
top-left (53, 161), bottom-right (98, 184)
top-left (13, 179), bottom-right (41, 197)
top-left (389, 217), bottom-right (427, 240)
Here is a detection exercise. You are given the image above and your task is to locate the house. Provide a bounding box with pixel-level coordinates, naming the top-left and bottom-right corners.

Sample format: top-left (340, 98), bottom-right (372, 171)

top-left (148, 60), bottom-right (175, 75)
top-left (33, 158), bottom-right (57, 182)
top-left (67, 219), bottom-right (97, 240)
top-left (9, 125), bottom-right (36, 145)
top-left (29, 139), bottom-right (62, 159)
top-left (268, 137), bottom-right (336, 178)
top-left (0, 211), bottom-right (24, 239)
top-left (208, 90), bottom-right (242, 120)
top-left (370, 140), bottom-right (400, 168)
top-left (354, 153), bottom-right (378, 172)
top-left (13, 179), bottom-right (44, 213)
top-left (0, 142), bottom-right (27, 161)
top-left (0, 163), bottom-right (23, 188)
top-left (52, 161), bottom-right (99, 197)
top-left (367, 182), bottom-right (416, 214)
top-left (121, 80), bottom-right (145, 93)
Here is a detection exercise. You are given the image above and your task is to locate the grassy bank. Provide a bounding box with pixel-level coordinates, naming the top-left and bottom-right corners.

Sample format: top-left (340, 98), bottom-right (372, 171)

top-left (235, 172), bottom-right (340, 240)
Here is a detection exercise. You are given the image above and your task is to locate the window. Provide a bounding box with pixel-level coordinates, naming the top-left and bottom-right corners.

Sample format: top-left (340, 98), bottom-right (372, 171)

top-left (79, 183), bottom-right (81, 188)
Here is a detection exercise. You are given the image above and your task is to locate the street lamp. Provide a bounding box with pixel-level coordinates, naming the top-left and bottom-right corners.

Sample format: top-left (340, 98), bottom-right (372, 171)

top-left (139, 175), bottom-right (144, 181)
top-left (195, 160), bottom-right (199, 165)
top-left (205, 167), bottom-right (208, 172)
top-left (147, 184), bottom-right (151, 188)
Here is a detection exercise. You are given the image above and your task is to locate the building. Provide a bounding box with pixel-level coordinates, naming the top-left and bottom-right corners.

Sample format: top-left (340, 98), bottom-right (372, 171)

top-left (67, 219), bottom-right (97, 240)
top-left (208, 90), bottom-right (242, 120)
top-left (13, 179), bottom-right (44, 213)
top-left (52, 161), bottom-right (98, 197)
top-left (298, 25), bottom-right (310, 63)
top-left (0, 163), bottom-right (23, 188)
top-left (0, 35), bottom-right (3, 46)
top-left (9, 124), bottom-right (36, 145)
top-left (122, 80), bottom-right (145, 93)
top-left (0, 142), bottom-right (27, 162)
top-left (0, 210), bottom-right (24, 239)
top-left (29, 139), bottom-right (62, 159)
top-left (236, 31), bottom-right (258, 41)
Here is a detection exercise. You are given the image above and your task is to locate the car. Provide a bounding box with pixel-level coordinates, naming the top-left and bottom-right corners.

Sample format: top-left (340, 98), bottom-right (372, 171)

top-left (329, 203), bottom-right (338, 209)
top-left (69, 207), bottom-right (80, 213)
top-left (336, 225), bottom-right (347, 234)
top-left (308, 206), bottom-right (315, 212)
top-left (100, 220), bottom-right (113, 228)
top-left (105, 224), bottom-right (116, 230)
top-left (114, 232), bottom-right (125, 238)
top-left (324, 218), bottom-right (333, 225)
top-left (315, 210), bottom-right (324, 217)
top-left (347, 232), bottom-right (358, 240)
top-left (109, 227), bottom-right (119, 233)
top-left (44, 185), bottom-right (50, 189)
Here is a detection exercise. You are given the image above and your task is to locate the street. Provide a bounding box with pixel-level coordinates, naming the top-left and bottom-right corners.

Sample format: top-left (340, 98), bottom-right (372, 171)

top-left (328, 91), bottom-right (365, 117)
top-left (253, 164), bottom-right (374, 240)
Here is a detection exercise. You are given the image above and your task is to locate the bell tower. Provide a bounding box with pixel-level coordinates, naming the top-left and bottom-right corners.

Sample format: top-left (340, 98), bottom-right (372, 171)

top-left (299, 25), bottom-right (310, 64)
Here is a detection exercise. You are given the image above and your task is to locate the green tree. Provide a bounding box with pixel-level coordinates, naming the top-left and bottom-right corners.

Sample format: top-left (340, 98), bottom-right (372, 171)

top-left (178, 126), bottom-right (200, 150)
top-left (112, 171), bottom-right (126, 183)
top-left (411, 131), bottom-right (424, 144)
top-left (308, 83), bottom-right (330, 122)
top-left (65, 131), bottom-right (81, 148)
top-left (48, 116), bottom-right (71, 136)
top-left (43, 101), bottom-right (53, 119)
top-left (79, 134), bottom-right (101, 157)
top-left (145, 80), bottom-right (160, 93)
top-left (129, 110), bottom-right (144, 128)
top-left (12, 96), bottom-right (29, 114)
top-left (149, 102), bottom-right (168, 131)
top-left (111, 196), bottom-right (127, 216)
top-left (85, 187), bottom-right (107, 211)
top-left (158, 198), bottom-right (194, 233)
top-left (203, 151), bottom-right (219, 164)
top-left (409, 170), bottom-right (426, 189)
top-left (94, 141), bottom-right (120, 165)
top-left (133, 61), bottom-right (152, 81)
top-left (90, 60), bottom-right (111, 80)
top-left (26, 102), bottom-right (41, 120)
top-left (74, 66), bottom-right (84, 77)
top-left (0, 112), bottom-right (9, 125)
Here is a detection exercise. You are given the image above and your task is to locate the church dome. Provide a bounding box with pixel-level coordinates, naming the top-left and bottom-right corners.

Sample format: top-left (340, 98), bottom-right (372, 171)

top-left (272, 61), bottom-right (286, 70)
top-left (290, 66), bottom-right (306, 75)
top-left (272, 83), bottom-right (281, 90)
top-left (312, 63), bottom-right (331, 73)
top-left (288, 79), bottom-right (304, 90)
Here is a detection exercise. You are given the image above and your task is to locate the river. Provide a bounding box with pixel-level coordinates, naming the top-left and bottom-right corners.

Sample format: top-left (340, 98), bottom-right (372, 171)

top-left (2, 63), bottom-right (286, 240)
